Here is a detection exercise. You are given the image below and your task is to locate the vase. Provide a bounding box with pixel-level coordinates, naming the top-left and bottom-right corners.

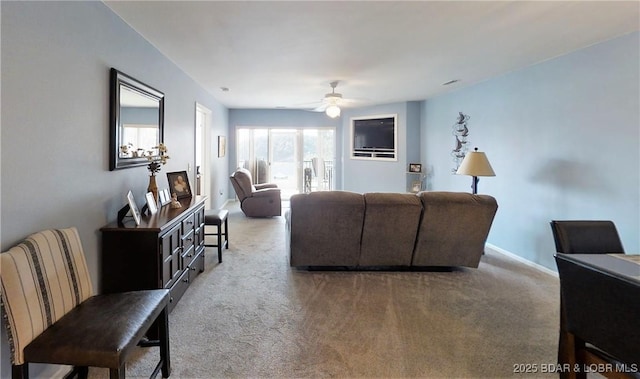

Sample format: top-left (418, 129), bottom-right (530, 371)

top-left (147, 175), bottom-right (159, 204)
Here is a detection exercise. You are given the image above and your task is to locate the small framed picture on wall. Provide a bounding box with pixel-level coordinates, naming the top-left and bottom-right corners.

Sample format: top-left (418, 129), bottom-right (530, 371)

top-left (409, 163), bottom-right (422, 173)
top-left (218, 136), bottom-right (226, 157)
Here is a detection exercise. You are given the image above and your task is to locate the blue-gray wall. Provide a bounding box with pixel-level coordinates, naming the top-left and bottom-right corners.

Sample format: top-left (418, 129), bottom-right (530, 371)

top-left (341, 102), bottom-right (422, 193)
top-left (1, 2), bottom-right (227, 375)
top-left (421, 31), bottom-right (640, 270)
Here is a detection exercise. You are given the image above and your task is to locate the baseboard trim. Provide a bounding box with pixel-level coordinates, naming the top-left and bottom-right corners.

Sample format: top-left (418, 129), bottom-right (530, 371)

top-left (485, 243), bottom-right (558, 278)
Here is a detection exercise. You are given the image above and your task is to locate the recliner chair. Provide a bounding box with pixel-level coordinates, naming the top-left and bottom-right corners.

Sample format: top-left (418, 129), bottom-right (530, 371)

top-left (230, 167), bottom-right (282, 217)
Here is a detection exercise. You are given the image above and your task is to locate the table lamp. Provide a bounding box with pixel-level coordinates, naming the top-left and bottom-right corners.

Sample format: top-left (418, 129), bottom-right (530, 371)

top-left (456, 147), bottom-right (495, 194)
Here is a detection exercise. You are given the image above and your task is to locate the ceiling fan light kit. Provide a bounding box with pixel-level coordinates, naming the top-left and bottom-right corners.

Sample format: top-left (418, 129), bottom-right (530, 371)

top-left (324, 81), bottom-right (342, 118)
top-left (325, 104), bottom-right (341, 118)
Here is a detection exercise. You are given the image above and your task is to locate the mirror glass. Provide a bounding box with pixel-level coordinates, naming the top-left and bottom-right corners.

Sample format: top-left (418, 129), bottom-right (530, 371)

top-left (110, 68), bottom-right (164, 170)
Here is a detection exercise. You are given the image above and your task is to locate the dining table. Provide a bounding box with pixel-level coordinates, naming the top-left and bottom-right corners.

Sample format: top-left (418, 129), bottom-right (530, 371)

top-left (555, 253), bottom-right (640, 378)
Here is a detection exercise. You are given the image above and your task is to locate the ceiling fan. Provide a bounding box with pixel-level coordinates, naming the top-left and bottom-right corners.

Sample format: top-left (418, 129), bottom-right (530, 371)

top-left (302, 81), bottom-right (358, 118)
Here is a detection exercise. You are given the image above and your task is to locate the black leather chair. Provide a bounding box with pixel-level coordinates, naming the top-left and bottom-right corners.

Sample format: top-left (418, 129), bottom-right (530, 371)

top-left (551, 220), bottom-right (633, 379)
top-left (550, 220), bottom-right (625, 254)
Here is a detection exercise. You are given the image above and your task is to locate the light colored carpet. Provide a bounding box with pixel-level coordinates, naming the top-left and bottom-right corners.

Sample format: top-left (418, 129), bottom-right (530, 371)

top-left (91, 201), bottom-right (560, 378)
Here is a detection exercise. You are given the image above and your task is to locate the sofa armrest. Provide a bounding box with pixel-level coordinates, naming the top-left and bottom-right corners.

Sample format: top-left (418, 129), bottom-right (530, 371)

top-left (241, 188), bottom-right (282, 217)
top-left (255, 183), bottom-right (278, 190)
top-left (252, 187), bottom-right (281, 197)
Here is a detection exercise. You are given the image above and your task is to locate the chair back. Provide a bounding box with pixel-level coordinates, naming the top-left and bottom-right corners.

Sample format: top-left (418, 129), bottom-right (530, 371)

top-left (311, 158), bottom-right (326, 190)
top-left (230, 168), bottom-right (255, 201)
top-left (550, 220), bottom-right (624, 254)
top-left (0, 227), bottom-right (93, 365)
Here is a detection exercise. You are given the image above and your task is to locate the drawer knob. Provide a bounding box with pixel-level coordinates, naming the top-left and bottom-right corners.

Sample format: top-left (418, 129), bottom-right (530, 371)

top-left (183, 278), bottom-right (189, 283)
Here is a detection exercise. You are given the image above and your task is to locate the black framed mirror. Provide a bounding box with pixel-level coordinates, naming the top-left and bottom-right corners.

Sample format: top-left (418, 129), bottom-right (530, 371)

top-left (109, 68), bottom-right (164, 170)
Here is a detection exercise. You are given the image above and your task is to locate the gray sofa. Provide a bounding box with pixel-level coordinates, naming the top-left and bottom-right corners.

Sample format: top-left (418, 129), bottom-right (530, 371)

top-left (286, 191), bottom-right (498, 269)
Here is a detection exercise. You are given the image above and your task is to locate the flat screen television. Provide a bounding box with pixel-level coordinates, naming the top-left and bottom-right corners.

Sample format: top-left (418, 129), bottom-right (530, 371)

top-left (351, 114), bottom-right (397, 160)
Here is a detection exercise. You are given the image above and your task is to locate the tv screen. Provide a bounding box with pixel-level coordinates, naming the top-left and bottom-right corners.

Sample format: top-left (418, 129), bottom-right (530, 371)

top-left (353, 117), bottom-right (395, 150)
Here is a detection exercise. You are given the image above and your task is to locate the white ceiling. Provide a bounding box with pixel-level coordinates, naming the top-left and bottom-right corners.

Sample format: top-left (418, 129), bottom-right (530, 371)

top-left (104, 1), bottom-right (639, 111)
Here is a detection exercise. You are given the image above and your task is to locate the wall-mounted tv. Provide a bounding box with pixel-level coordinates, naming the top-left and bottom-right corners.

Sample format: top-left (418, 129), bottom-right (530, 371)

top-left (351, 114), bottom-right (397, 160)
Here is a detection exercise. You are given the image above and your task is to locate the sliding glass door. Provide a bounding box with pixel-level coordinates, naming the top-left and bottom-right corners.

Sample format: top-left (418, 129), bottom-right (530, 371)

top-left (268, 129), bottom-right (298, 198)
top-left (236, 127), bottom-right (335, 199)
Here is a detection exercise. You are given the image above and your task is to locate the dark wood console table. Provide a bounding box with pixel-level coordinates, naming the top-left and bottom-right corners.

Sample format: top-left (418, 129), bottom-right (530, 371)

top-left (101, 196), bottom-right (206, 313)
top-left (555, 253), bottom-right (640, 378)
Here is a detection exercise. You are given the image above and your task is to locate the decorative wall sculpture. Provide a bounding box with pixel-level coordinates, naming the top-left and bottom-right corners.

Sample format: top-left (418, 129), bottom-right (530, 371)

top-left (451, 112), bottom-right (470, 173)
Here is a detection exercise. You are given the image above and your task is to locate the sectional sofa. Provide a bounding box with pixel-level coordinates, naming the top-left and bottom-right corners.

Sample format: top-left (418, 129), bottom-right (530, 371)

top-left (286, 191), bottom-right (498, 269)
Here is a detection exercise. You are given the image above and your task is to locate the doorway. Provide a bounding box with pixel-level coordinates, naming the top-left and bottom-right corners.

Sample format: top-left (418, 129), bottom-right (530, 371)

top-left (236, 127), bottom-right (335, 199)
top-left (195, 103), bottom-right (212, 209)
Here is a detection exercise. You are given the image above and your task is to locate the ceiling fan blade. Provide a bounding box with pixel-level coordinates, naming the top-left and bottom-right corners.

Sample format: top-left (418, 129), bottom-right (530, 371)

top-left (312, 103), bottom-right (329, 112)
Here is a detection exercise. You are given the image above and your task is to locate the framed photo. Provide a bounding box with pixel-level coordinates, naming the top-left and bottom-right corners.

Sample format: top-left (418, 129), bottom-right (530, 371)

top-left (145, 192), bottom-right (158, 215)
top-left (218, 136), bottom-right (226, 157)
top-left (159, 188), bottom-right (171, 206)
top-left (166, 171), bottom-right (192, 199)
top-left (411, 181), bottom-right (422, 193)
top-left (409, 163), bottom-right (422, 173)
top-left (126, 190), bottom-right (141, 226)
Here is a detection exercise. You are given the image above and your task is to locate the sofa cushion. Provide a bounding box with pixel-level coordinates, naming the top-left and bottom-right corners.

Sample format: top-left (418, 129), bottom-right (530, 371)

top-left (23, 289), bottom-right (169, 368)
top-left (412, 192), bottom-right (498, 268)
top-left (288, 191), bottom-right (364, 267)
top-left (360, 193), bottom-right (423, 266)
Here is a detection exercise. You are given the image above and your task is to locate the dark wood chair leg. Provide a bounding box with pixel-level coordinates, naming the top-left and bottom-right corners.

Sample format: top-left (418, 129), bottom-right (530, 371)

top-left (109, 364), bottom-right (124, 379)
top-left (217, 223), bottom-right (223, 263)
top-left (159, 307), bottom-right (171, 378)
top-left (12, 364), bottom-right (28, 379)
top-left (76, 366), bottom-right (89, 379)
top-left (224, 218), bottom-right (229, 249)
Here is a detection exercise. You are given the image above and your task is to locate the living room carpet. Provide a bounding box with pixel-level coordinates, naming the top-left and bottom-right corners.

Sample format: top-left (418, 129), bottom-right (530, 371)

top-left (90, 201), bottom-right (560, 378)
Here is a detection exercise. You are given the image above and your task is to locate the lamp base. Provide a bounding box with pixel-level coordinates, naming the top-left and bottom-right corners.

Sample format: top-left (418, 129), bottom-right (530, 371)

top-left (471, 176), bottom-right (479, 195)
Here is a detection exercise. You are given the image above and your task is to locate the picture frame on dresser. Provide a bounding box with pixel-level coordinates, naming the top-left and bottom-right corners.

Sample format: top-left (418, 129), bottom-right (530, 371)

top-left (126, 190), bottom-right (141, 225)
top-left (159, 188), bottom-right (171, 206)
top-left (167, 171), bottom-right (192, 199)
top-left (145, 192), bottom-right (158, 215)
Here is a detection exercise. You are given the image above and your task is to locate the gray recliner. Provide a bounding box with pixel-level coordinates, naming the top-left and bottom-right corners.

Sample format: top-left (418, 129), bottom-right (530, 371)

top-left (230, 168), bottom-right (281, 217)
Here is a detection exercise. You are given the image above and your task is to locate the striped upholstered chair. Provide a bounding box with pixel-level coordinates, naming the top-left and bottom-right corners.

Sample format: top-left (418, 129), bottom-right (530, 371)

top-left (0, 227), bottom-right (171, 378)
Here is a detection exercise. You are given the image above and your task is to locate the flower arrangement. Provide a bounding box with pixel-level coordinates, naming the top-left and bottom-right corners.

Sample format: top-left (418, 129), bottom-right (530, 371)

top-left (146, 143), bottom-right (170, 176)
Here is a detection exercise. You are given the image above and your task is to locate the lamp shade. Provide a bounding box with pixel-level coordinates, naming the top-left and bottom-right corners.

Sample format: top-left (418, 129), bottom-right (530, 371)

top-left (456, 149), bottom-right (495, 177)
top-left (325, 104), bottom-right (341, 118)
